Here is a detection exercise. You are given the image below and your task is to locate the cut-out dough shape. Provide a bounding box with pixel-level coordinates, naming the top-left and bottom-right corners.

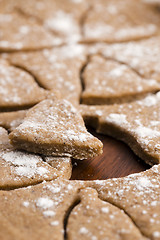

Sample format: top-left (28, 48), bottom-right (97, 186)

top-left (80, 92), bottom-right (160, 165)
top-left (6, 44), bottom-right (87, 105)
top-left (83, 0), bottom-right (160, 43)
top-left (67, 188), bottom-right (146, 240)
top-left (0, 59), bottom-right (48, 111)
top-left (0, 11), bottom-right (60, 51)
top-left (99, 36), bottom-right (160, 82)
top-left (82, 55), bottom-right (160, 105)
top-left (0, 127), bottom-right (72, 189)
top-left (11, 0), bottom-right (89, 43)
top-left (9, 99), bottom-right (103, 159)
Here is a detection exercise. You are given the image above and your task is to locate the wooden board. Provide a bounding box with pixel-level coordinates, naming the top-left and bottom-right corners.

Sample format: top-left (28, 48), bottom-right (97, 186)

top-left (71, 128), bottom-right (149, 180)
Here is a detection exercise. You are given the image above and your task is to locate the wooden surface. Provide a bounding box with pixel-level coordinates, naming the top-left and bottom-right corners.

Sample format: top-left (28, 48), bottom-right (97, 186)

top-left (71, 128), bottom-right (149, 180)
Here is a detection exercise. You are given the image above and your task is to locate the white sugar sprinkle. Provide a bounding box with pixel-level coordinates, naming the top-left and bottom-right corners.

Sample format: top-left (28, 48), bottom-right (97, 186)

top-left (101, 207), bottom-right (109, 213)
top-left (36, 197), bottom-right (54, 209)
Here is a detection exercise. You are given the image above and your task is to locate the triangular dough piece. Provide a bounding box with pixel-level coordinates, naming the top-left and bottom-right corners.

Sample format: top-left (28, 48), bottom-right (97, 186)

top-left (6, 44), bottom-right (87, 105)
top-left (67, 188), bottom-right (146, 240)
top-left (0, 11), bottom-right (60, 51)
top-left (82, 55), bottom-right (160, 105)
top-left (9, 99), bottom-right (103, 159)
top-left (80, 92), bottom-right (160, 165)
top-left (100, 36), bottom-right (160, 82)
top-left (0, 127), bottom-right (72, 189)
top-left (9, 0), bottom-right (89, 43)
top-left (82, 0), bottom-right (160, 43)
top-left (0, 59), bottom-right (48, 110)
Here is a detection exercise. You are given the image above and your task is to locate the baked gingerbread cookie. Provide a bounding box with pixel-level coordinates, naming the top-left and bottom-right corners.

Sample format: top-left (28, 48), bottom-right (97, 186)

top-left (0, 127), bottom-right (72, 189)
top-left (81, 54), bottom-right (160, 105)
top-left (80, 92), bottom-right (160, 165)
top-left (5, 44), bottom-right (87, 105)
top-left (9, 99), bottom-right (103, 159)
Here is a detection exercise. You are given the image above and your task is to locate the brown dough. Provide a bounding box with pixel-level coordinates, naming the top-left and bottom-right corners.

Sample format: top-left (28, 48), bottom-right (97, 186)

top-left (0, 127), bottom-right (72, 189)
top-left (80, 92), bottom-right (160, 165)
top-left (9, 99), bottom-right (103, 159)
top-left (81, 55), bottom-right (160, 105)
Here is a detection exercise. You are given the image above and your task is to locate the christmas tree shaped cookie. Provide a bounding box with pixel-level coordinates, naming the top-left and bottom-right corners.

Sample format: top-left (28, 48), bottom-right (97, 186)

top-left (82, 55), bottom-right (160, 105)
top-left (9, 99), bottom-right (103, 159)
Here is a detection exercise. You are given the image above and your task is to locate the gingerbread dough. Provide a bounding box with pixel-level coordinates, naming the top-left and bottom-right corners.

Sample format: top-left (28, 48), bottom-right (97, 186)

top-left (6, 44), bottom-right (87, 105)
top-left (80, 92), bottom-right (160, 165)
top-left (0, 10), bottom-right (59, 51)
top-left (0, 127), bottom-right (72, 189)
top-left (0, 110), bottom-right (27, 131)
top-left (1, 165), bottom-right (160, 239)
top-left (0, 59), bottom-right (49, 111)
top-left (11, 0), bottom-right (89, 43)
top-left (81, 55), bottom-right (160, 105)
top-left (100, 36), bottom-right (160, 82)
top-left (9, 99), bottom-right (103, 159)
top-left (67, 188), bottom-right (146, 240)
top-left (82, 0), bottom-right (160, 42)
top-left (90, 164), bottom-right (160, 240)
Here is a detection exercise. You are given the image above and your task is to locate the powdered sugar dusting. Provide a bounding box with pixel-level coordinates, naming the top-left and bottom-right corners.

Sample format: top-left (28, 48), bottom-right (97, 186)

top-left (12, 99), bottom-right (102, 159)
top-left (36, 197), bottom-right (54, 209)
top-left (1, 151), bottom-right (49, 178)
top-left (106, 114), bottom-right (129, 127)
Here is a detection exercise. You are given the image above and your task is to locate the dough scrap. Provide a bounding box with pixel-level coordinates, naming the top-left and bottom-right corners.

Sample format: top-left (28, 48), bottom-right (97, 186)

top-left (80, 92), bottom-right (160, 165)
top-left (9, 99), bottom-right (103, 159)
top-left (1, 165), bottom-right (160, 239)
top-left (6, 44), bottom-right (87, 105)
top-left (81, 55), bottom-right (160, 105)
